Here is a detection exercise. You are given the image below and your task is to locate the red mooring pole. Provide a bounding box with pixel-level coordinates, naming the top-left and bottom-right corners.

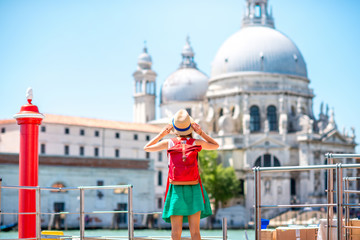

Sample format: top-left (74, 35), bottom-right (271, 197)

top-left (14, 88), bottom-right (44, 240)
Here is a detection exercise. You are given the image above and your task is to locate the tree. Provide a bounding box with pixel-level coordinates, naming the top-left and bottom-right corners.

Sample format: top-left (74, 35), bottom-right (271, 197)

top-left (198, 150), bottom-right (240, 228)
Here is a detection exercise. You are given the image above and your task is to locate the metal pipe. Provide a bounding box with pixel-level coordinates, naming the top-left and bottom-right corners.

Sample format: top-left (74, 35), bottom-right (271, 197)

top-left (128, 185), bottom-right (134, 240)
top-left (336, 164), bottom-right (343, 240)
top-left (344, 190), bottom-right (360, 194)
top-left (344, 226), bottom-right (360, 229)
top-left (134, 212), bottom-right (163, 215)
top-left (327, 156), bottom-right (333, 240)
top-left (222, 217), bottom-right (227, 240)
top-left (325, 153), bottom-right (360, 159)
top-left (343, 177), bottom-right (360, 181)
top-left (256, 164), bottom-right (360, 173)
top-left (254, 167), bottom-right (259, 240)
top-left (0, 185), bottom-right (131, 191)
top-left (79, 185), bottom-right (132, 190)
top-left (36, 187), bottom-right (41, 240)
top-left (260, 203), bottom-right (335, 208)
top-left (345, 178), bottom-right (349, 240)
top-left (79, 188), bottom-right (85, 240)
top-left (0, 177), bottom-right (2, 233)
top-left (257, 169), bottom-right (261, 240)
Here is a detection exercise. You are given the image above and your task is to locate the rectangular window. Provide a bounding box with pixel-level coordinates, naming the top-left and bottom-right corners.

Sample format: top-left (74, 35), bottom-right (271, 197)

top-left (238, 179), bottom-right (244, 195)
top-left (97, 180), bottom-right (104, 186)
top-left (95, 130), bottom-right (99, 137)
top-left (134, 134), bottom-right (138, 140)
top-left (115, 132), bottom-right (120, 139)
top-left (64, 145), bottom-right (69, 155)
top-left (94, 147), bottom-right (99, 157)
top-left (41, 144), bottom-right (46, 154)
top-left (158, 152), bottom-right (162, 162)
top-left (146, 135), bottom-right (150, 141)
top-left (117, 203), bottom-right (127, 224)
top-left (146, 152), bottom-right (150, 159)
top-left (157, 197), bottom-right (162, 209)
top-left (65, 128), bottom-right (70, 134)
top-left (41, 126), bottom-right (46, 132)
top-left (80, 146), bottom-right (84, 156)
top-left (115, 149), bottom-right (119, 158)
top-left (158, 171), bottom-right (162, 186)
top-left (80, 129), bottom-right (85, 136)
top-left (291, 178), bottom-right (296, 195)
top-left (1, 128), bottom-right (5, 133)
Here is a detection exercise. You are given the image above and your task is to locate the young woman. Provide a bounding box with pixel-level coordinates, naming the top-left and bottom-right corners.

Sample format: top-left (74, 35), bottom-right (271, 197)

top-left (144, 109), bottom-right (219, 240)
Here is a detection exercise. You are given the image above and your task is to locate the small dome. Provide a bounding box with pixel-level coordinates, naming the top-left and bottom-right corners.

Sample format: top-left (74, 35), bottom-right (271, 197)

top-left (211, 26), bottom-right (307, 78)
top-left (161, 68), bottom-right (208, 103)
top-left (137, 47), bottom-right (152, 69)
top-left (161, 37), bottom-right (208, 104)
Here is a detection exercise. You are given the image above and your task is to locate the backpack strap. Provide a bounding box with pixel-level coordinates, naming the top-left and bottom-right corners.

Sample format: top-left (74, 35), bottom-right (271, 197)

top-left (164, 176), bottom-right (170, 203)
top-left (199, 176), bottom-right (205, 204)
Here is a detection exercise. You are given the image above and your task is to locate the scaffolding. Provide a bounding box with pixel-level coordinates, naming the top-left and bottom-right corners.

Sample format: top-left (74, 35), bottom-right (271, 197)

top-left (254, 153), bottom-right (360, 240)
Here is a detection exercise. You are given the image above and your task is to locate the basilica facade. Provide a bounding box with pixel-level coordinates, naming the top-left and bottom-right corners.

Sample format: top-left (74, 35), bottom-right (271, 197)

top-left (133, 0), bottom-right (357, 222)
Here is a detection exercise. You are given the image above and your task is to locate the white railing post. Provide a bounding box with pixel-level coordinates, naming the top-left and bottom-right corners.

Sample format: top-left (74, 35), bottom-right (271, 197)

top-left (36, 187), bottom-right (41, 240)
top-left (128, 185), bottom-right (134, 240)
top-left (336, 164), bottom-right (343, 240)
top-left (80, 188), bottom-right (85, 240)
top-left (222, 217), bottom-right (227, 240)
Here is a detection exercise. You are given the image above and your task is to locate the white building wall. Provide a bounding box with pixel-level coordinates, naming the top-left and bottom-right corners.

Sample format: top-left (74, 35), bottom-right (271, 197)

top-left (0, 163), bottom-right (155, 227)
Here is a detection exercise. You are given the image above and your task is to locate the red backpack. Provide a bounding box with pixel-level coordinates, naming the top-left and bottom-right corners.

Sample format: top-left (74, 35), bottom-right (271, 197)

top-left (165, 138), bottom-right (205, 203)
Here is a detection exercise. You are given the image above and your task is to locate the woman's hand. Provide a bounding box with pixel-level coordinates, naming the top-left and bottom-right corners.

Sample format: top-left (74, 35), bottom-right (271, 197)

top-left (144, 124), bottom-right (173, 152)
top-left (160, 124), bottom-right (173, 137)
top-left (191, 122), bottom-right (203, 136)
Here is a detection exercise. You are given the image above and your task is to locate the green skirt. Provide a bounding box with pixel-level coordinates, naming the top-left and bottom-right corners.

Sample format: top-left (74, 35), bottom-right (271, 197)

top-left (162, 183), bottom-right (212, 223)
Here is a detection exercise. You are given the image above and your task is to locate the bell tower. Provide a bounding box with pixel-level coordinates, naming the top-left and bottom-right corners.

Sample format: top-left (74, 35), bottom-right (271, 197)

top-left (133, 44), bottom-right (157, 123)
top-left (242, 0), bottom-right (274, 28)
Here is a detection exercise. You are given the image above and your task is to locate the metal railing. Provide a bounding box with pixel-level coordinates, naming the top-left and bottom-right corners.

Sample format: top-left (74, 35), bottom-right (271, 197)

top-left (0, 184), bottom-right (134, 240)
top-left (0, 183), bottom-right (228, 240)
top-left (254, 153), bottom-right (360, 240)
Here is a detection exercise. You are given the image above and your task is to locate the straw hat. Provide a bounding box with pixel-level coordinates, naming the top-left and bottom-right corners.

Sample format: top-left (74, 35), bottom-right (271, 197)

top-left (171, 109), bottom-right (194, 136)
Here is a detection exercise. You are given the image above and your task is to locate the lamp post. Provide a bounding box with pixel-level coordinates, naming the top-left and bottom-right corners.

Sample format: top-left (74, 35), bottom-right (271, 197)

top-left (14, 88), bottom-right (44, 239)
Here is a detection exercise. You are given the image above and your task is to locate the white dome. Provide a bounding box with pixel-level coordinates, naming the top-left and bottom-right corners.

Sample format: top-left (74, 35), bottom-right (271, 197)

top-left (137, 47), bottom-right (152, 69)
top-left (161, 68), bottom-right (208, 103)
top-left (211, 26), bottom-right (308, 78)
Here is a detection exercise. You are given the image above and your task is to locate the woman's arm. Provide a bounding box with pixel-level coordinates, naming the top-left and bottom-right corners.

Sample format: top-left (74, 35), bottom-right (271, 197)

top-left (144, 124), bottom-right (173, 152)
top-left (192, 122), bottom-right (219, 150)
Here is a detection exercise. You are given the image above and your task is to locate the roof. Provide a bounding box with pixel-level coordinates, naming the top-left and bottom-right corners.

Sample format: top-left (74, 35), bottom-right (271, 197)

top-left (0, 114), bottom-right (162, 133)
top-left (0, 153), bottom-right (150, 169)
top-left (161, 68), bottom-right (208, 103)
top-left (211, 26), bottom-right (308, 78)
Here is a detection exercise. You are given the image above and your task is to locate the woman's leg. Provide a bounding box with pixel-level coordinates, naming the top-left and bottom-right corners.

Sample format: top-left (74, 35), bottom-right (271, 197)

top-left (170, 215), bottom-right (183, 240)
top-left (188, 211), bottom-right (201, 240)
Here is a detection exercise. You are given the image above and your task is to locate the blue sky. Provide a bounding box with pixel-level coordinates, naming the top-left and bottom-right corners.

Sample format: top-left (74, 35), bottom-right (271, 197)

top-left (0, 0), bottom-right (359, 151)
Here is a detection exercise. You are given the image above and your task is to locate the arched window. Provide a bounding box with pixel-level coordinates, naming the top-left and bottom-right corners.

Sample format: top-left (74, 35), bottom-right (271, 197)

top-left (253, 154), bottom-right (281, 167)
top-left (219, 108), bottom-right (224, 117)
top-left (255, 4), bottom-right (261, 18)
top-left (254, 156), bottom-right (261, 167)
top-left (231, 106), bottom-right (235, 117)
top-left (250, 105), bottom-right (261, 132)
top-left (274, 156), bottom-right (280, 166)
top-left (291, 106), bottom-right (296, 116)
top-left (267, 105), bottom-right (277, 131)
